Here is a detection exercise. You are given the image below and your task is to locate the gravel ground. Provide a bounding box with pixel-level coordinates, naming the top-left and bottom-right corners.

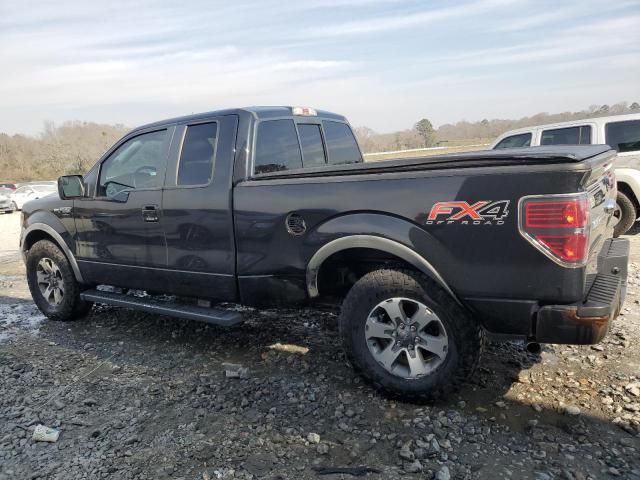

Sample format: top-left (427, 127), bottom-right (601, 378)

top-left (0, 212), bottom-right (639, 480)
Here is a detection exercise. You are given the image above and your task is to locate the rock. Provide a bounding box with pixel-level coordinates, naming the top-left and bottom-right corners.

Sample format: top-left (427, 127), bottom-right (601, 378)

top-left (307, 433), bottom-right (320, 444)
top-left (222, 363), bottom-right (249, 379)
top-left (399, 444), bottom-right (414, 461)
top-left (626, 383), bottom-right (640, 397)
top-left (317, 443), bottom-right (329, 455)
top-left (564, 405), bottom-right (581, 416)
top-left (405, 460), bottom-right (423, 473)
top-left (83, 398), bottom-right (98, 406)
top-left (435, 465), bottom-right (451, 480)
top-left (495, 401), bottom-right (506, 408)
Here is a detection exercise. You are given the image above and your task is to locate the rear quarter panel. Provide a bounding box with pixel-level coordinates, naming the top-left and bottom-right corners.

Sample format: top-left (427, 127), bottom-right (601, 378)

top-left (233, 164), bottom-right (594, 305)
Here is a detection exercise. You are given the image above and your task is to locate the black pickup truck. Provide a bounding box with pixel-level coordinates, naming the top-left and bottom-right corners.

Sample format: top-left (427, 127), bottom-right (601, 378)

top-left (20, 106), bottom-right (629, 401)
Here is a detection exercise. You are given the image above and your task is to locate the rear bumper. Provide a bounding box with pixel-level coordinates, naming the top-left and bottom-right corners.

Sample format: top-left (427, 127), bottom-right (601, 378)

top-left (534, 238), bottom-right (629, 344)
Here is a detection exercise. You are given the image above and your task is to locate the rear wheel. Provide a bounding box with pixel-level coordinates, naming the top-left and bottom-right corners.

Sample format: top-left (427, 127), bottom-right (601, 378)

top-left (613, 191), bottom-right (636, 237)
top-left (339, 268), bottom-right (484, 402)
top-left (26, 240), bottom-right (93, 321)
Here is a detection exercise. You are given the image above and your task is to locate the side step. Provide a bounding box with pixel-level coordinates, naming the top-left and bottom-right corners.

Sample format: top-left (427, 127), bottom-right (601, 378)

top-left (80, 289), bottom-right (244, 326)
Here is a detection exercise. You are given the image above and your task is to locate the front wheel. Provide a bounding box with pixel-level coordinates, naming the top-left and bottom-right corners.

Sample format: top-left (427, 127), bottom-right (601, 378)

top-left (339, 268), bottom-right (484, 402)
top-left (613, 191), bottom-right (636, 237)
top-left (26, 240), bottom-right (93, 321)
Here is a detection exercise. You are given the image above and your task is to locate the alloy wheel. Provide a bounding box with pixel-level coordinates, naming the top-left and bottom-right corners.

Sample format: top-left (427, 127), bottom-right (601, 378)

top-left (365, 297), bottom-right (449, 379)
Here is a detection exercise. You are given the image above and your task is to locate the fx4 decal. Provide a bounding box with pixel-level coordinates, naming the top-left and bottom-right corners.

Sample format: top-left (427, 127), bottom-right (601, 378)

top-left (426, 200), bottom-right (510, 225)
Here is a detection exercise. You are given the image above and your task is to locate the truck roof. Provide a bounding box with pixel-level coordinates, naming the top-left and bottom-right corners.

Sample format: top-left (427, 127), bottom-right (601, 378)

top-left (132, 106), bottom-right (347, 133)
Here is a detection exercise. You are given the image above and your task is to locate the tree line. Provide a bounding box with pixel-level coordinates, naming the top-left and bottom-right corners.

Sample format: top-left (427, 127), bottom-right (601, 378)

top-left (0, 101), bottom-right (638, 181)
top-left (355, 101), bottom-right (640, 153)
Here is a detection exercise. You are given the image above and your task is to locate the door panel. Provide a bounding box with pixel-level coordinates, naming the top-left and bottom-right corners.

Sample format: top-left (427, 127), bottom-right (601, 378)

top-left (160, 115), bottom-right (238, 300)
top-left (73, 127), bottom-right (174, 289)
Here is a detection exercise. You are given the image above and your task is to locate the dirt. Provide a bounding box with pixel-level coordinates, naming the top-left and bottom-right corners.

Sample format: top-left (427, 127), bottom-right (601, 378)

top-left (0, 212), bottom-right (639, 480)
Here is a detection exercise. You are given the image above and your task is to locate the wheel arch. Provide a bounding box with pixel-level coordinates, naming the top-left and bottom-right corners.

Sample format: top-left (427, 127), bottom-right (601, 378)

top-left (306, 235), bottom-right (460, 304)
top-left (21, 223), bottom-right (84, 283)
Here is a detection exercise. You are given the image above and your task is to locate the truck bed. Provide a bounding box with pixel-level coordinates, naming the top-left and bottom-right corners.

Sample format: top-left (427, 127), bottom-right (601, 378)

top-left (252, 145), bottom-right (614, 179)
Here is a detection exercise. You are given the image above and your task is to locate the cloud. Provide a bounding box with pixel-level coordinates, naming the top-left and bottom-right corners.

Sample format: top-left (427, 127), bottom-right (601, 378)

top-left (0, 0), bottom-right (638, 135)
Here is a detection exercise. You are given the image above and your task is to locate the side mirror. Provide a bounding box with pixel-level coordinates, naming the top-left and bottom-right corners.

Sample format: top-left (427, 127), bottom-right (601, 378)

top-left (58, 175), bottom-right (85, 199)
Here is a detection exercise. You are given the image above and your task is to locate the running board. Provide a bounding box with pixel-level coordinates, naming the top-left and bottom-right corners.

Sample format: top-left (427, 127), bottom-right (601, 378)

top-left (80, 289), bottom-right (244, 326)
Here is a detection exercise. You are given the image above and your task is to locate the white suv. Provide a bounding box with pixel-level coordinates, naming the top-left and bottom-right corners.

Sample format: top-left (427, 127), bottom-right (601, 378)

top-left (491, 113), bottom-right (640, 236)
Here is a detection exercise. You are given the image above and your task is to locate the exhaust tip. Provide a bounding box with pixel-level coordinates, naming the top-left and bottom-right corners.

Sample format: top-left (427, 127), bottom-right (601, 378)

top-left (525, 342), bottom-right (541, 354)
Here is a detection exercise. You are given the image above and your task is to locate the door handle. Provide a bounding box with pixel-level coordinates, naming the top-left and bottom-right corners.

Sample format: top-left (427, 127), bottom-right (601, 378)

top-left (142, 205), bottom-right (160, 222)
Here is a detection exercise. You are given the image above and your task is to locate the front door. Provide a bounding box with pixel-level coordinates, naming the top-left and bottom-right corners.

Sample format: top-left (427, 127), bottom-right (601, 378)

top-left (73, 127), bottom-right (174, 290)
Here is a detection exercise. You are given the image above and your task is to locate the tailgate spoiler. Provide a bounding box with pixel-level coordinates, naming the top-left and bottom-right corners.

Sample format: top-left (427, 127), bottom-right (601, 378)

top-left (253, 145), bottom-right (616, 180)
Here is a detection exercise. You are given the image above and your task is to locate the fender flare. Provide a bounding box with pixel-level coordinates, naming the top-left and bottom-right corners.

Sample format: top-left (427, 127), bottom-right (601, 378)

top-left (21, 223), bottom-right (85, 283)
top-left (306, 235), bottom-right (459, 304)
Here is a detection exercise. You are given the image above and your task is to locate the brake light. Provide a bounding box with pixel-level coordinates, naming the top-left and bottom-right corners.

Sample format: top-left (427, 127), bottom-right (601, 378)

top-left (519, 194), bottom-right (590, 267)
top-left (292, 106), bottom-right (317, 116)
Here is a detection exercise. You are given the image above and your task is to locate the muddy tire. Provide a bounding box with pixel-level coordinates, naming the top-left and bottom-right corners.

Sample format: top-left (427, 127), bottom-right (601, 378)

top-left (26, 240), bottom-right (93, 321)
top-left (339, 268), bottom-right (484, 402)
top-left (613, 191), bottom-right (636, 237)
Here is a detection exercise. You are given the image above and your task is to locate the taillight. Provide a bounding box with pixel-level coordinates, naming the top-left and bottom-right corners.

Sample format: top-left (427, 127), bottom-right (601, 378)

top-left (519, 194), bottom-right (590, 267)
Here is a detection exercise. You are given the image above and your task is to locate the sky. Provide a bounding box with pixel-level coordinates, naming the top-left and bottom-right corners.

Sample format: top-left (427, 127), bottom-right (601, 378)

top-left (1, 0), bottom-right (639, 135)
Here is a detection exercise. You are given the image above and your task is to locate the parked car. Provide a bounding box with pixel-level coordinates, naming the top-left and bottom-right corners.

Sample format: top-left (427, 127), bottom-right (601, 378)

top-left (0, 182), bottom-right (17, 190)
top-left (491, 113), bottom-right (640, 236)
top-left (0, 187), bottom-right (15, 213)
top-left (20, 106), bottom-right (628, 401)
top-left (11, 184), bottom-right (57, 210)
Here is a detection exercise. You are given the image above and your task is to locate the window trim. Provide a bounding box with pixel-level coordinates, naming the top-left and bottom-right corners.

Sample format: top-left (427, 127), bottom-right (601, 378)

top-left (540, 124), bottom-right (592, 146)
top-left (95, 127), bottom-right (170, 199)
top-left (250, 117), bottom-right (361, 178)
top-left (174, 120), bottom-right (220, 189)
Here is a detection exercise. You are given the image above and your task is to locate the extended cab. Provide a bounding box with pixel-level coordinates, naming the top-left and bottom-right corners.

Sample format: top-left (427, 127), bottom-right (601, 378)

top-left (21, 106), bottom-right (629, 400)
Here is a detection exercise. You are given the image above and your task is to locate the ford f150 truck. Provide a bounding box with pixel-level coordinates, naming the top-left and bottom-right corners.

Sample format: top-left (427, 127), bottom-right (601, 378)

top-left (20, 106), bottom-right (629, 401)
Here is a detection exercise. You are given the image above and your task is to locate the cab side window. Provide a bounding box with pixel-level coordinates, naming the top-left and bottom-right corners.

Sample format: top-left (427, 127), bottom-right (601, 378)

top-left (98, 130), bottom-right (167, 198)
top-left (541, 126), bottom-right (591, 145)
top-left (177, 122), bottom-right (218, 186)
top-left (494, 133), bottom-right (532, 149)
top-left (606, 120), bottom-right (640, 153)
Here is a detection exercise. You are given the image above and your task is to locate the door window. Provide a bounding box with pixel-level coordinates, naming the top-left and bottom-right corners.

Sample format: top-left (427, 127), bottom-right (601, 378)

top-left (494, 133), bottom-right (532, 149)
top-left (98, 130), bottom-right (167, 198)
top-left (606, 120), bottom-right (640, 153)
top-left (323, 121), bottom-right (362, 165)
top-left (541, 126), bottom-right (591, 145)
top-left (177, 122), bottom-right (218, 186)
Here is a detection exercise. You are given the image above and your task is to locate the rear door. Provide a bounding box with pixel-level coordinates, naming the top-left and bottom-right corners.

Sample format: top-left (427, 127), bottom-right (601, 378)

top-left (160, 115), bottom-right (239, 300)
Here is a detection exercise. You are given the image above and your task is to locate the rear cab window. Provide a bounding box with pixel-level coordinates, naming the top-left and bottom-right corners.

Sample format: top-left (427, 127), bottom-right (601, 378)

top-left (494, 133), bottom-right (532, 149)
top-left (253, 117), bottom-right (362, 175)
top-left (541, 125), bottom-right (591, 145)
top-left (323, 121), bottom-right (362, 165)
top-left (606, 120), bottom-right (640, 153)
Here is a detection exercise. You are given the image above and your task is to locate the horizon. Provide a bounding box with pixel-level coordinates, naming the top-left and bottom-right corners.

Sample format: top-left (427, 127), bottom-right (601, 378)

top-left (1, 0), bottom-right (639, 136)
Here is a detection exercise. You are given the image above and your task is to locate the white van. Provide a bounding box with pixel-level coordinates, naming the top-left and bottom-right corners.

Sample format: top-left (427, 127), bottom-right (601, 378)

top-left (491, 113), bottom-right (640, 236)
